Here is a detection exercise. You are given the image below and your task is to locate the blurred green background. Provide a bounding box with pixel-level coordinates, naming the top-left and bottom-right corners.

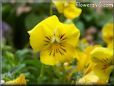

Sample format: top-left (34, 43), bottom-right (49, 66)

top-left (1, 1), bottom-right (114, 85)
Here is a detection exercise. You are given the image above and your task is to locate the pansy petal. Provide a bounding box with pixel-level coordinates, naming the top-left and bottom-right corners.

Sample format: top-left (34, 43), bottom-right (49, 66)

top-left (75, 50), bottom-right (87, 71)
top-left (76, 45), bottom-right (99, 73)
top-left (52, 0), bottom-right (65, 13)
top-left (64, 4), bottom-right (82, 19)
top-left (77, 71), bottom-right (99, 84)
top-left (28, 15), bottom-right (60, 52)
top-left (102, 23), bottom-right (114, 44)
top-left (56, 23), bottom-right (80, 47)
top-left (93, 64), bottom-right (114, 83)
top-left (91, 47), bottom-right (113, 65)
top-left (108, 42), bottom-right (113, 49)
top-left (58, 44), bottom-right (77, 61)
top-left (40, 49), bottom-right (59, 65)
top-left (40, 44), bottom-right (76, 65)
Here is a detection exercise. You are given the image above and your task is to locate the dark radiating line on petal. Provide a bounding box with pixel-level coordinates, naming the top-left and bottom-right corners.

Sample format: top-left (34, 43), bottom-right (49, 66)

top-left (44, 43), bottom-right (48, 46)
top-left (59, 34), bottom-right (67, 41)
top-left (60, 43), bottom-right (65, 47)
top-left (102, 64), bottom-right (108, 70)
top-left (53, 49), bottom-right (56, 56)
top-left (45, 36), bottom-right (51, 40)
top-left (56, 49), bottom-right (58, 53)
top-left (61, 37), bottom-right (67, 41)
top-left (60, 47), bottom-right (66, 52)
top-left (44, 36), bottom-right (51, 43)
top-left (103, 57), bottom-right (110, 64)
top-left (44, 40), bottom-right (50, 43)
top-left (60, 34), bottom-right (65, 39)
top-left (60, 44), bottom-right (66, 52)
top-left (49, 49), bottom-right (52, 56)
top-left (58, 49), bottom-right (64, 55)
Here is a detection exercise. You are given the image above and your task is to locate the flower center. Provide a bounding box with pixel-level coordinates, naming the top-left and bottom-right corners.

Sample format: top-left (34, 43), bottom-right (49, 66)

top-left (44, 33), bottom-right (67, 44)
top-left (44, 33), bottom-right (67, 57)
top-left (51, 36), bottom-right (60, 44)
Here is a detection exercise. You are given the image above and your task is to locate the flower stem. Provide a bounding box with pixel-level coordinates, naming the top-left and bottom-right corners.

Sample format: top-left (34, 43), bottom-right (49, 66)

top-left (37, 64), bottom-right (44, 83)
top-left (50, 1), bottom-right (53, 16)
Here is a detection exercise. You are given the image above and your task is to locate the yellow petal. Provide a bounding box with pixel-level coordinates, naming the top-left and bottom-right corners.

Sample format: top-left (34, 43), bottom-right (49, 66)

top-left (91, 47), bottom-right (113, 65)
top-left (90, 47), bottom-right (114, 83)
top-left (76, 45), bottom-right (99, 72)
top-left (5, 74), bottom-right (26, 85)
top-left (56, 23), bottom-right (80, 47)
top-left (77, 71), bottom-right (99, 84)
top-left (84, 45), bottom-right (101, 54)
top-left (64, 4), bottom-right (82, 19)
top-left (77, 69), bottom-right (113, 84)
top-left (40, 44), bottom-right (76, 65)
top-left (40, 49), bottom-right (59, 65)
top-left (28, 15), bottom-right (60, 52)
top-left (52, 0), bottom-right (76, 13)
top-left (76, 50), bottom-right (88, 71)
top-left (52, 0), bottom-right (81, 19)
top-left (102, 23), bottom-right (114, 44)
top-left (52, 0), bottom-right (65, 13)
top-left (107, 42), bottom-right (113, 49)
top-left (78, 47), bottom-right (114, 84)
top-left (93, 64), bottom-right (113, 83)
top-left (84, 62), bottom-right (95, 75)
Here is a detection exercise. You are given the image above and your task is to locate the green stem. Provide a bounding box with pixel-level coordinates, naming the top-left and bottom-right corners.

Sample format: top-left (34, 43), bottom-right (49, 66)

top-left (37, 64), bottom-right (45, 83)
top-left (50, 1), bottom-right (53, 16)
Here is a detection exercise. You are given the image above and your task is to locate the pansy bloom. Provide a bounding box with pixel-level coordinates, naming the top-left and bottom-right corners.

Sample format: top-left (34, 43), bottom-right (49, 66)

top-left (52, 0), bottom-right (82, 19)
top-left (91, 47), bottom-right (114, 83)
top-left (77, 47), bottom-right (114, 84)
top-left (102, 23), bottom-right (114, 45)
top-left (5, 74), bottom-right (27, 85)
top-left (76, 45), bottom-right (100, 73)
top-left (28, 15), bottom-right (80, 65)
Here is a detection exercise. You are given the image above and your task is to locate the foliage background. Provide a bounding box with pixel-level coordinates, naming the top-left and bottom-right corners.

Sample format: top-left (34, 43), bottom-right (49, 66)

top-left (1, 0), bottom-right (114, 85)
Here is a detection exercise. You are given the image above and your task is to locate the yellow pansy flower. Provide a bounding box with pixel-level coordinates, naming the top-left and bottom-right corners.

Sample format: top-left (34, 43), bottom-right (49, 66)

top-left (52, 0), bottom-right (82, 19)
top-left (91, 47), bottom-right (114, 83)
top-left (77, 47), bottom-right (114, 84)
top-left (28, 15), bottom-right (80, 65)
top-left (76, 45), bottom-right (100, 74)
top-left (102, 23), bottom-right (114, 44)
top-left (77, 70), bottom-right (112, 84)
top-left (5, 74), bottom-right (26, 85)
